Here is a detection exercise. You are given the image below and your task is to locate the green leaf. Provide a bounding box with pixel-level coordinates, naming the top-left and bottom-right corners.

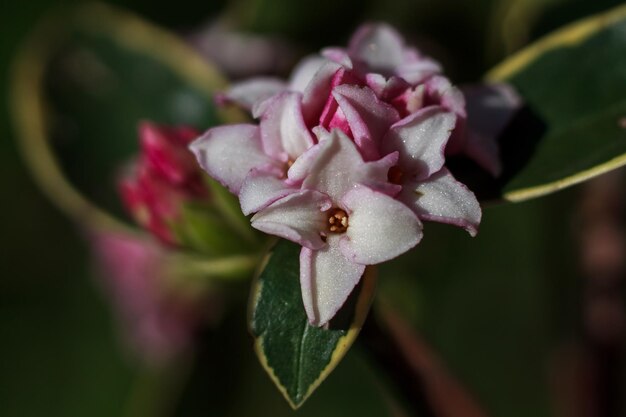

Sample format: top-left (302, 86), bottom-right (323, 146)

top-left (11, 2), bottom-right (243, 231)
top-left (249, 239), bottom-right (376, 409)
top-left (474, 4), bottom-right (626, 202)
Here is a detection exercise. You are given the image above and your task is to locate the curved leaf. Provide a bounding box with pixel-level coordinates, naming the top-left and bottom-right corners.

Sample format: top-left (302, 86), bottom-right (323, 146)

top-left (10, 2), bottom-right (242, 231)
top-left (476, 4), bottom-right (626, 202)
top-left (249, 239), bottom-right (376, 409)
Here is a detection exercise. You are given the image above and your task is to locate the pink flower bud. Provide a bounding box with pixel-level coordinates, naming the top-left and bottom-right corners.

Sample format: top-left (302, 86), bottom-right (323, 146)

top-left (119, 122), bottom-right (208, 245)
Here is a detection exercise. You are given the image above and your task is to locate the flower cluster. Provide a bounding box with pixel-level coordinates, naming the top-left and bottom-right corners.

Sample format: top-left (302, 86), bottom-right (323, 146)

top-left (119, 122), bottom-right (209, 246)
top-left (191, 23), bottom-right (483, 326)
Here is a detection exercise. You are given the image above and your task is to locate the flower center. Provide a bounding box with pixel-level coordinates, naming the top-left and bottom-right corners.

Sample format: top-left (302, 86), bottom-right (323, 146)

top-left (279, 160), bottom-right (295, 179)
top-left (327, 208), bottom-right (349, 234)
top-left (388, 166), bottom-right (404, 185)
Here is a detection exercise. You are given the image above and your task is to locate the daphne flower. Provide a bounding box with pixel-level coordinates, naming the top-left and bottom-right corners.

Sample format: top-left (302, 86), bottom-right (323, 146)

top-left (251, 129), bottom-right (421, 325)
top-left (322, 23), bottom-right (442, 86)
top-left (381, 107), bottom-right (482, 235)
top-left (189, 91), bottom-right (315, 215)
top-left (189, 23), bottom-right (486, 326)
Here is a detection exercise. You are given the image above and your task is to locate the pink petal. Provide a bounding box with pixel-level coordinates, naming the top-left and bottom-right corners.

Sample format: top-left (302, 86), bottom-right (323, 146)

top-left (250, 190), bottom-right (332, 250)
top-left (189, 124), bottom-right (276, 194)
top-left (217, 77), bottom-right (286, 111)
top-left (425, 76), bottom-right (466, 117)
top-left (301, 61), bottom-right (343, 126)
top-left (391, 85), bottom-right (426, 118)
top-left (260, 92), bottom-right (315, 161)
top-left (340, 185), bottom-right (422, 265)
top-left (332, 84), bottom-right (400, 160)
top-left (317, 68), bottom-right (362, 133)
top-left (382, 106), bottom-right (456, 180)
top-left (238, 168), bottom-right (298, 215)
top-left (348, 23), bottom-right (406, 74)
top-left (401, 168), bottom-right (481, 236)
top-left (365, 73), bottom-right (410, 101)
top-left (300, 236), bottom-right (365, 326)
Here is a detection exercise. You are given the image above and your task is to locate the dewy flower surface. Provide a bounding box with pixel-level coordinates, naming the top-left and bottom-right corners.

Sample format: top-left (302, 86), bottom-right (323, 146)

top-left (190, 23), bottom-right (484, 326)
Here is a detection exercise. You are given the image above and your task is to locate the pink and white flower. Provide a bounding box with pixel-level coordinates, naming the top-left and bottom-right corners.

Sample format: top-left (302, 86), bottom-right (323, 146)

top-left (190, 23), bottom-right (488, 326)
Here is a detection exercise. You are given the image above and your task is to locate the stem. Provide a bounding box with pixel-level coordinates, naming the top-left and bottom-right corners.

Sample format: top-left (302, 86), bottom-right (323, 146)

top-left (169, 253), bottom-right (261, 282)
top-left (360, 305), bottom-right (489, 417)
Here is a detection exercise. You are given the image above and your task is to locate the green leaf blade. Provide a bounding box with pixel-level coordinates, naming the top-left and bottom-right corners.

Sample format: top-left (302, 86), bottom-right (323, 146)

top-left (476, 4), bottom-right (626, 202)
top-left (11, 3), bottom-right (242, 230)
top-left (250, 240), bottom-right (375, 409)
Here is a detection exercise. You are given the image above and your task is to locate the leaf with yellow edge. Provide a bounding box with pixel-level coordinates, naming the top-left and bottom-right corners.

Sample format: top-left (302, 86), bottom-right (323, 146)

top-left (249, 239), bottom-right (376, 409)
top-left (456, 4), bottom-right (626, 203)
top-left (10, 2), bottom-right (243, 231)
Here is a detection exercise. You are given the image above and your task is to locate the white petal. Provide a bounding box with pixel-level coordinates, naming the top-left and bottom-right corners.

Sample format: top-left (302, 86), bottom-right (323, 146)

top-left (219, 77), bottom-right (286, 111)
top-left (292, 130), bottom-right (392, 202)
top-left (402, 168), bottom-right (481, 236)
top-left (396, 58), bottom-right (442, 85)
top-left (332, 84), bottom-right (400, 160)
top-left (300, 236), bottom-right (365, 326)
top-left (382, 106), bottom-right (456, 179)
top-left (288, 55), bottom-right (329, 92)
top-left (189, 124), bottom-right (275, 194)
top-left (239, 169), bottom-right (297, 215)
top-left (341, 186), bottom-right (422, 265)
top-left (260, 92), bottom-right (315, 161)
top-left (251, 191), bottom-right (331, 249)
top-left (348, 23), bottom-right (405, 74)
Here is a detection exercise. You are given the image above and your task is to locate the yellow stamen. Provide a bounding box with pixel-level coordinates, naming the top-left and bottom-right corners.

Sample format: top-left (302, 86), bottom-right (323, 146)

top-left (327, 208), bottom-right (349, 233)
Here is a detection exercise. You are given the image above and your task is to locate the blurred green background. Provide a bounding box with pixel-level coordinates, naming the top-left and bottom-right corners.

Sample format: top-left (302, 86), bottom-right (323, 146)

top-left (2, 0), bottom-right (625, 416)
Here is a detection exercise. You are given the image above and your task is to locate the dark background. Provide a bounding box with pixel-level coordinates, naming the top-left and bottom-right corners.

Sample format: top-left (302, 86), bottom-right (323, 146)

top-left (2, 0), bottom-right (625, 416)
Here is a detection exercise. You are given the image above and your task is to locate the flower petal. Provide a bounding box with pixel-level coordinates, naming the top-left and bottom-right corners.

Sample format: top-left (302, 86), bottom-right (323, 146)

top-left (365, 73), bottom-right (410, 101)
top-left (189, 124), bottom-right (276, 194)
top-left (320, 47), bottom-right (353, 69)
top-left (396, 58), bottom-right (442, 85)
top-left (464, 131), bottom-right (502, 177)
top-left (333, 84), bottom-right (400, 160)
top-left (461, 83), bottom-right (522, 176)
top-left (425, 75), bottom-right (466, 117)
top-left (288, 55), bottom-right (330, 92)
top-left (291, 129), bottom-right (393, 202)
top-left (250, 190), bottom-right (331, 249)
top-left (382, 106), bottom-right (456, 179)
top-left (300, 236), bottom-right (365, 326)
top-left (238, 169), bottom-right (297, 215)
top-left (301, 61), bottom-right (343, 126)
top-left (217, 77), bottom-right (286, 111)
top-left (348, 23), bottom-right (405, 74)
top-left (260, 92), bottom-right (315, 161)
top-left (401, 168), bottom-right (481, 236)
top-left (340, 185), bottom-right (422, 265)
